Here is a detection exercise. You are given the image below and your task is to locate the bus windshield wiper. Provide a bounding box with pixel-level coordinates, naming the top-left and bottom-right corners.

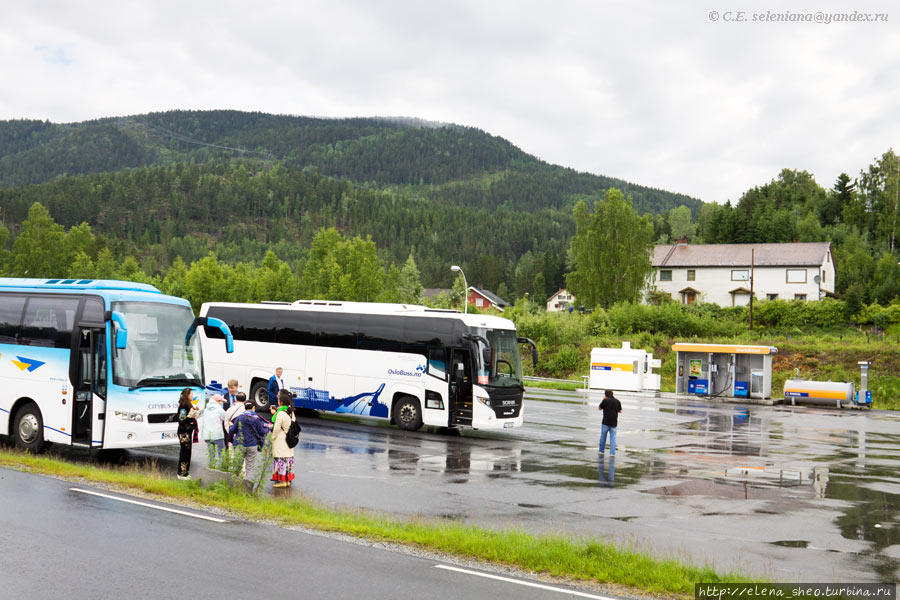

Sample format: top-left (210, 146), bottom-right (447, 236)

top-left (129, 376), bottom-right (202, 391)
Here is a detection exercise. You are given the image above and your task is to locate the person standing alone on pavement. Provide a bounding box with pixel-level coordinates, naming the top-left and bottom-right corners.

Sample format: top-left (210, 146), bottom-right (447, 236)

top-left (598, 389), bottom-right (622, 455)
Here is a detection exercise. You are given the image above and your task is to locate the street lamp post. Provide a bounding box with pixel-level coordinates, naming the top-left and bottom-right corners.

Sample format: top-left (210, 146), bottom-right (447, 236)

top-left (451, 265), bottom-right (468, 313)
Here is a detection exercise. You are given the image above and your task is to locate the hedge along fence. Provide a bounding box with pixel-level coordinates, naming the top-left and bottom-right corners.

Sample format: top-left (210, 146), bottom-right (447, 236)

top-left (507, 298), bottom-right (900, 380)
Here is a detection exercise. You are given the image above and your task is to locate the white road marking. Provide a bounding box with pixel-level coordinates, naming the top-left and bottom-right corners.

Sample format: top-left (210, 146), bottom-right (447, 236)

top-left (434, 564), bottom-right (616, 599)
top-left (70, 488), bottom-right (227, 523)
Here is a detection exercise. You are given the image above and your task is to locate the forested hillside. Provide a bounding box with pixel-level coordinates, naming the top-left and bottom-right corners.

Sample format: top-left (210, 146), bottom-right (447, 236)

top-left (0, 110), bottom-right (698, 213)
top-left (0, 110), bottom-right (699, 295)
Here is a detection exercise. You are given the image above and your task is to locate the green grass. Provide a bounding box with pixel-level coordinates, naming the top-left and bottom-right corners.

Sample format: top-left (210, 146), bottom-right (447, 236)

top-left (0, 446), bottom-right (753, 596)
top-left (524, 379), bottom-right (582, 391)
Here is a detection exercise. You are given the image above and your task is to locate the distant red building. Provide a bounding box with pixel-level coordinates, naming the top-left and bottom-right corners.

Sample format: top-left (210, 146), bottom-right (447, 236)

top-left (467, 287), bottom-right (508, 312)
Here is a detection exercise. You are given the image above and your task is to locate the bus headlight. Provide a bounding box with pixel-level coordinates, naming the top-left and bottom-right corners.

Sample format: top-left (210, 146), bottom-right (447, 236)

top-left (475, 395), bottom-right (491, 407)
top-left (114, 410), bottom-right (144, 422)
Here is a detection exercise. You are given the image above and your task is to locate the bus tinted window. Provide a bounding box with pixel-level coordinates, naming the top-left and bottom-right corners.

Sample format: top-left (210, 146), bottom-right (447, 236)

top-left (316, 312), bottom-right (359, 349)
top-left (404, 317), bottom-right (454, 346)
top-left (0, 295), bottom-right (26, 342)
top-left (205, 307), bottom-right (277, 343)
top-left (21, 297), bottom-right (79, 348)
top-left (428, 347), bottom-right (447, 380)
top-left (236, 308), bottom-right (277, 343)
top-left (276, 310), bottom-right (316, 346)
top-left (358, 315), bottom-right (403, 352)
top-left (81, 297), bottom-right (105, 323)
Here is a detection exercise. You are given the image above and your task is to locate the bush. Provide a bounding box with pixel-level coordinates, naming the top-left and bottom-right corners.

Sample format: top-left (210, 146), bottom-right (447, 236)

top-left (543, 345), bottom-right (584, 378)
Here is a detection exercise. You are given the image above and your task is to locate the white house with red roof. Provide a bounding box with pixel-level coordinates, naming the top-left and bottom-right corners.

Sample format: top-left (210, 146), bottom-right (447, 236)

top-left (651, 242), bottom-right (835, 306)
top-left (546, 288), bottom-right (575, 312)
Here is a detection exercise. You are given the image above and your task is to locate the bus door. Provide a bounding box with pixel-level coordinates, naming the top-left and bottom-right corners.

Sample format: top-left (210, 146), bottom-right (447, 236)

top-left (449, 349), bottom-right (472, 426)
top-left (73, 327), bottom-right (107, 446)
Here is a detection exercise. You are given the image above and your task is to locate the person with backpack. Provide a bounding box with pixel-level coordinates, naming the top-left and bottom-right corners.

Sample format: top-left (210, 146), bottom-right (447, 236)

top-left (229, 400), bottom-right (271, 490)
top-left (270, 389), bottom-right (297, 488)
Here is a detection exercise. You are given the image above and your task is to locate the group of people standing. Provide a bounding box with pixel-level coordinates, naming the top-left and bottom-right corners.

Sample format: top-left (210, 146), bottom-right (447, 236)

top-left (176, 368), bottom-right (296, 489)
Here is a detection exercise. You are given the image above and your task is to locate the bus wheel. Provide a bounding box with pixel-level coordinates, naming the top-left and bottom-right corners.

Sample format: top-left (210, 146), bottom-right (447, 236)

top-left (15, 402), bottom-right (47, 453)
top-left (250, 381), bottom-right (270, 412)
top-left (395, 396), bottom-right (423, 431)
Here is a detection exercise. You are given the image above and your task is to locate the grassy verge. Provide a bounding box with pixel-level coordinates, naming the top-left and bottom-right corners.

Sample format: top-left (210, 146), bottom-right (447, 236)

top-left (0, 446), bottom-right (752, 596)
top-left (524, 379), bottom-right (582, 392)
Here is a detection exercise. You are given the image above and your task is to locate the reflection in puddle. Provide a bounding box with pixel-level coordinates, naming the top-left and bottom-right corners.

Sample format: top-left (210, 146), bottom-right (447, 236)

top-left (771, 540), bottom-right (809, 548)
top-left (598, 455), bottom-right (615, 487)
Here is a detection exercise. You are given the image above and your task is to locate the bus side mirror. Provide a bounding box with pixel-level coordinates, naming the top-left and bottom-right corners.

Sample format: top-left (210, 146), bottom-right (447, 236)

top-left (206, 317), bottom-right (234, 353)
top-left (188, 317), bottom-right (235, 353)
top-left (518, 337), bottom-right (538, 368)
top-left (108, 311), bottom-right (128, 349)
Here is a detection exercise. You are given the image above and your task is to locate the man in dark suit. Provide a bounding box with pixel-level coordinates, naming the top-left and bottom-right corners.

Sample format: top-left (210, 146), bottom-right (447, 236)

top-left (222, 379), bottom-right (239, 411)
top-left (267, 367), bottom-right (284, 409)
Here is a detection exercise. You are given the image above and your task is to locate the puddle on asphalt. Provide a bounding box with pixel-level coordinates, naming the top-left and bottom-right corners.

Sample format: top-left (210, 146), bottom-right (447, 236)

top-left (771, 540), bottom-right (810, 548)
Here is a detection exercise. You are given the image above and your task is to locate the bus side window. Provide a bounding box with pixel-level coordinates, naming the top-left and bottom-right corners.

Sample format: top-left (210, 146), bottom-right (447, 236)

top-left (95, 333), bottom-right (107, 398)
top-left (0, 295), bottom-right (26, 343)
top-left (21, 297), bottom-right (79, 348)
top-left (427, 348), bottom-right (446, 380)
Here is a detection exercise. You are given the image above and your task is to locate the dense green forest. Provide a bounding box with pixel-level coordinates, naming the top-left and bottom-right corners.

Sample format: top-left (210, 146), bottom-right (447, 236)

top-left (0, 110), bottom-right (897, 309)
top-left (0, 110), bottom-right (699, 296)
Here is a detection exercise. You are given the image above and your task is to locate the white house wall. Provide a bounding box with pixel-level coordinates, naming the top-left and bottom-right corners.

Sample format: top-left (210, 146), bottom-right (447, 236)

top-left (653, 262), bottom-right (835, 306)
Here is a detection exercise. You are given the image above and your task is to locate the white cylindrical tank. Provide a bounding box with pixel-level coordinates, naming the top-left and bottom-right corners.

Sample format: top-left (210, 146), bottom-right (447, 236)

top-left (783, 379), bottom-right (854, 407)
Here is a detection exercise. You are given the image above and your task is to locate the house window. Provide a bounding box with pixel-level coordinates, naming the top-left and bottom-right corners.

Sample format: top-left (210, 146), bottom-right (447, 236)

top-left (687, 269), bottom-right (696, 281)
top-left (822, 271), bottom-right (826, 283)
top-left (794, 293), bottom-right (807, 301)
top-left (786, 269), bottom-right (807, 283)
top-left (660, 270), bottom-right (672, 281)
top-left (731, 269), bottom-right (749, 281)
top-left (767, 293), bottom-right (778, 300)
top-left (475, 297), bottom-right (484, 307)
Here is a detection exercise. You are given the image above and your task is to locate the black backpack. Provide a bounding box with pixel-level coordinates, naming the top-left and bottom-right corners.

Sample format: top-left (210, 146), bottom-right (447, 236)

top-left (285, 418), bottom-right (301, 448)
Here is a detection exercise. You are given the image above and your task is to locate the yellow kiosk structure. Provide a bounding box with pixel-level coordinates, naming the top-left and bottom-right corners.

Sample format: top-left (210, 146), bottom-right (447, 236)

top-left (673, 343), bottom-right (776, 399)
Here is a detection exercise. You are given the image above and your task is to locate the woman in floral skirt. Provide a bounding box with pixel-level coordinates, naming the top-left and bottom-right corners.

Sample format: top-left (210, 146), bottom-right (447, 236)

top-left (270, 389), bottom-right (296, 487)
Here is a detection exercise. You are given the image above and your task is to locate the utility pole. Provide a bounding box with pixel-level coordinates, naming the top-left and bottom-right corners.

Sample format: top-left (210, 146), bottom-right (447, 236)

top-left (749, 248), bottom-right (755, 331)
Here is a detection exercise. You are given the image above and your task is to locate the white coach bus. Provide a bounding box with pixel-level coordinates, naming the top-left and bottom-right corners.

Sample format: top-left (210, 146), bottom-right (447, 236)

top-left (0, 278), bottom-right (233, 451)
top-left (199, 301), bottom-right (537, 431)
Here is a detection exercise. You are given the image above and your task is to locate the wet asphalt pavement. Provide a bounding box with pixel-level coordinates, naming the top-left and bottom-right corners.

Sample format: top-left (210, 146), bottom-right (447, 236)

top-left (57, 388), bottom-right (900, 582)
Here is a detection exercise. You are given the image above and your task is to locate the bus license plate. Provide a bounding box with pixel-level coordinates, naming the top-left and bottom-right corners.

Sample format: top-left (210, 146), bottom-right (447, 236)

top-left (161, 432), bottom-right (178, 440)
top-left (503, 422), bottom-right (514, 428)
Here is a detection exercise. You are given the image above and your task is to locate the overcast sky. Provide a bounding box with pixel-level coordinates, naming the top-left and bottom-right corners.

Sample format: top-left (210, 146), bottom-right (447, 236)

top-left (2, 0), bottom-right (898, 203)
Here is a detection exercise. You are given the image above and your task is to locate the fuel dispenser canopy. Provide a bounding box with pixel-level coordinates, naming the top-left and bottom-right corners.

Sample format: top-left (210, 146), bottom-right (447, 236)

top-left (672, 343), bottom-right (777, 400)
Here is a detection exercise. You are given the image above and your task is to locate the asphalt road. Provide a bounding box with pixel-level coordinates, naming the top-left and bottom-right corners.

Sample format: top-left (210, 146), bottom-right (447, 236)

top-left (22, 388), bottom-right (900, 584)
top-left (0, 466), bottom-right (616, 600)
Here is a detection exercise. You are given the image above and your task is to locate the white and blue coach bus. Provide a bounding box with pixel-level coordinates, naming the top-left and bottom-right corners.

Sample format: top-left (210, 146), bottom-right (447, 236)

top-left (199, 301), bottom-right (537, 431)
top-left (0, 278), bottom-right (233, 451)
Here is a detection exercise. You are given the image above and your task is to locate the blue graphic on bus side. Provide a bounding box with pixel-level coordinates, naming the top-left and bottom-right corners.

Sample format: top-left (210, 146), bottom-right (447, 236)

top-left (290, 383), bottom-right (388, 418)
top-left (12, 355), bottom-right (47, 372)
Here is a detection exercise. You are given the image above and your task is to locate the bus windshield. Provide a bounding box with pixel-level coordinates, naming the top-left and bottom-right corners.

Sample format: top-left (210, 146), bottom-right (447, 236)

top-left (474, 328), bottom-right (524, 389)
top-left (111, 302), bottom-right (203, 389)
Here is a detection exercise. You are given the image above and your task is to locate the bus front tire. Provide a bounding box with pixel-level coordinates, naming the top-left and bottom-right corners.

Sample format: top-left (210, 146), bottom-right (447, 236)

top-left (394, 396), bottom-right (423, 431)
top-left (250, 381), bottom-right (270, 412)
top-left (14, 402), bottom-right (46, 453)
